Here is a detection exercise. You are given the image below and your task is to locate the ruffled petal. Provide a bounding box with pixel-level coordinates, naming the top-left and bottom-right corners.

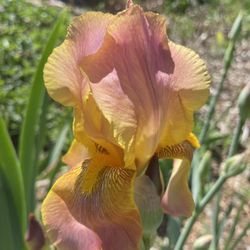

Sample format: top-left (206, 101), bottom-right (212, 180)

top-left (80, 5), bottom-right (210, 171)
top-left (42, 160), bottom-right (142, 250)
top-left (44, 12), bottom-right (114, 106)
top-left (156, 134), bottom-right (199, 217)
top-left (41, 187), bottom-right (102, 250)
top-left (158, 41), bottom-right (210, 147)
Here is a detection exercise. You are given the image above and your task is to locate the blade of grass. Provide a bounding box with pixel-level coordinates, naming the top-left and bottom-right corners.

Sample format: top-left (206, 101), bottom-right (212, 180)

top-left (0, 117), bottom-right (26, 234)
top-left (47, 124), bottom-right (70, 188)
top-left (35, 93), bottom-right (50, 167)
top-left (18, 10), bottom-right (67, 212)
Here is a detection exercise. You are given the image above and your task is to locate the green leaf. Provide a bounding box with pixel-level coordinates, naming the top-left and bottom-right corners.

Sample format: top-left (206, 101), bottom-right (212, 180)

top-left (18, 10), bottom-right (67, 212)
top-left (0, 117), bottom-right (26, 236)
top-left (0, 169), bottom-right (24, 250)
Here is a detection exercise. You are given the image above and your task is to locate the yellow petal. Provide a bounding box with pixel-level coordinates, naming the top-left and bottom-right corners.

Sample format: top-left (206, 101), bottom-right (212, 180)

top-left (42, 159), bottom-right (142, 250)
top-left (44, 12), bottom-right (114, 106)
top-left (158, 41), bottom-right (210, 147)
top-left (80, 5), bottom-right (210, 172)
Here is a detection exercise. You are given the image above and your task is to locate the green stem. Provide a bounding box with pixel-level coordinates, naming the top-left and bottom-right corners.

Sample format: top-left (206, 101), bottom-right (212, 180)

top-left (223, 198), bottom-right (245, 250)
top-left (174, 175), bottom-right (227, 250)
top-left (218, 202), bottom-right (234, 239)
top-left (174, 212), bottom-right (198, 250)
top-left (228, 118), bottom-right (244, 157)
top-left (228, 223), bottom-right (250, 250)
top-left (210, 192), bottom-right (221, 250)
top-left (199, 175), bottom-right (227, 210)
top-left (199, 69), bottom-right (228, 144)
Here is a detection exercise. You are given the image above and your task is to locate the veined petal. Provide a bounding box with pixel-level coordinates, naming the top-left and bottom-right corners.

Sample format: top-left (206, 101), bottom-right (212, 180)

top-left (42, 160), bottom-right (142, 250)
top-left (156, 134), bottom-right (199, 217)
top-left (81, 5), bottom-right (210, 172)
top-left (44, 12), bottom-right (114, 106)
top-left (158, 41), bottom-right (210, 147)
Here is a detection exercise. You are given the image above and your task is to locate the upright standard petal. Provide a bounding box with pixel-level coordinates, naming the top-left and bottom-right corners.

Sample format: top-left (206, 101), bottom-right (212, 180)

top-left (42, 158), bottom-right (142, 250)
top-left (81, 5), bottom-right (210, 172)
top-left (44, 12), bottom-right (114, 106)
top-left (44, 12), bottom-right (124, 159)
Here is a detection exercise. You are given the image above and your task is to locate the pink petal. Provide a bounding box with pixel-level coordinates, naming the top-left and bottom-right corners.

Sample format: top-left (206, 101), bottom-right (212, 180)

top-left (156, 135), bottom-right (199, 217)
top-left (161, 159), bottom-right (195, 217)
top-left (80, 5), bottom-right (210, 172)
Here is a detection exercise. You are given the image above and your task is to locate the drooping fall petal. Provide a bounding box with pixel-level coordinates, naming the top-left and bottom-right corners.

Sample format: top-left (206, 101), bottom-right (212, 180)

top-left (156, 134), bottom-right (199, 217)
top-left (42, 159), bottom-right (142, 250)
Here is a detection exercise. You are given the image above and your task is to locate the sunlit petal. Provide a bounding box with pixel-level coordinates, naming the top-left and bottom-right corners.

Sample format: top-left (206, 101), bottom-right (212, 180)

top-left (42, 160), bottom-right (142, 250)
top-left (44, 12), bottom-right (114, 106)
top-left (81, 5), bottom-right (210, 172)
top-left (161, 159), bottom-right (194, 217)
top-left (156, 134), bottom-right (199, 217)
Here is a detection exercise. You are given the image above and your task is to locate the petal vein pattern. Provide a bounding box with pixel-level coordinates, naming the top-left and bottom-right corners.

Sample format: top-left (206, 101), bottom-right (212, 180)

top-left (42, 2), bottom-right (211, 249)
top-left (81, 5), bottom-right (210, 171)
top-left (42, 160), bottom-right (142, 250)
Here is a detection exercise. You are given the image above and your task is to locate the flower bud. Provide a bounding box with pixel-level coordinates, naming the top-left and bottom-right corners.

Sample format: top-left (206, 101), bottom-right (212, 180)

top-left (223, 150), bottom-right (250, 177)
top-left (193, 234), bottom-right (212, 250)
top-left (237, 83), bottom-right (250, 121)
top-left (26, 214), bottom-right (45, 250)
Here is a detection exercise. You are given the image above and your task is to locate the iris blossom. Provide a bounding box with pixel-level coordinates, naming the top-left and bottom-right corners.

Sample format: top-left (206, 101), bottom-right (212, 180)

top-left (42, 1), bottom-right (210, 249)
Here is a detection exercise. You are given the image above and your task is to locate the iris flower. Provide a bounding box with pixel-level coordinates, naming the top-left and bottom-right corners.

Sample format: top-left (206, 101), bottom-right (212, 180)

top-left (42, 1), bottom-right (210, 249)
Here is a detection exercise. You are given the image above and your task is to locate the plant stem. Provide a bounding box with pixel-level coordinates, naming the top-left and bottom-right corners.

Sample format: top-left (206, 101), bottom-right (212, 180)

top-left (174, 175), bottom-right (227, 250)
top-left (210, 192), bottom-right (221, 250)
top-left (174, 212), bottom-right (198, 250)
top-left (223, 198), bottom-right (245, 250)
top-left (228, 117), bottom-right (244, 157)
top-left (199, 69), bottom-right (228, 144)
top-left (228, 223), bottom-right (250, 250)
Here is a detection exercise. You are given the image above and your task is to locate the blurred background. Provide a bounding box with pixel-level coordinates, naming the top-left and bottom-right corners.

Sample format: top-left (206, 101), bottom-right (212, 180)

top-left (0, 0), bottom-right (249, 249)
